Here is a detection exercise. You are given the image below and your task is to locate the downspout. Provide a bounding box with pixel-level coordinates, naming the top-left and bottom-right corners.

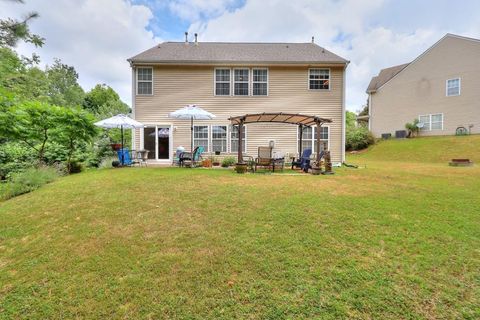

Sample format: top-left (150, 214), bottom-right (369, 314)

top-left (131, 64), bottom-right (136, 150)
top-left (368, 93), bottom-right (372, 131)
top-left (341, 63), bottom-right (348, 163)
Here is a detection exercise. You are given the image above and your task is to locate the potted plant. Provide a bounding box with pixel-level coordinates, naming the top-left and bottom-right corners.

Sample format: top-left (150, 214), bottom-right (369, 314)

top-left (235, 162), bottom-right (248, 174)
top-left (111, 143), bottom-right (122, 151)
top-left (202, 158), bottom-right (212, 168)
top-left (212, 156), bottom-right (220, 167)
top-left (311, 160), bottom-right (322, 175)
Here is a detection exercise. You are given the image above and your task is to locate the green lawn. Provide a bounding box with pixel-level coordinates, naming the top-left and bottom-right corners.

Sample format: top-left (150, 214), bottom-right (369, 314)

top-left (1, 136), bottom-right (479, 319)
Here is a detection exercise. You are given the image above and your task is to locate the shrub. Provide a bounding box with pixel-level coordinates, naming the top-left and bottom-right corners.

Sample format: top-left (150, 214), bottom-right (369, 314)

top-left (346, 126), bottom-right (375, 151)
top-left (67, 160), bottom-right (83, 174)
top-left (0, 142), bottom-right (36, 179)
top-left (99, 157), bottom-right (117, 169)
top-left (221, 156), bottom-right (236, 167)
top-left (405, 119), bottom-right (420, 138)
top-left (0, 166), bottom-right (59, 200)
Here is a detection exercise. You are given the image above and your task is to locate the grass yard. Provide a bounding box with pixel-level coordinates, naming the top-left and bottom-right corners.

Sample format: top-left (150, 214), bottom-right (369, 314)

top-left (1, 136), bottom-right (479, 319)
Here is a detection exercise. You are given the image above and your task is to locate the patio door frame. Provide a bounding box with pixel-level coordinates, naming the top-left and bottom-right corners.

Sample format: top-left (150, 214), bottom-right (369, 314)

top-left (141, 124), bottom-right (173, 163)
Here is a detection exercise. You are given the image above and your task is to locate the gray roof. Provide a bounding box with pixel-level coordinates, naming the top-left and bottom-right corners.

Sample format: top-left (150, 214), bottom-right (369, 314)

top-left (128, 42), bottom-right (348, 65)
top-left (367, 63), bottom-right (410, 93)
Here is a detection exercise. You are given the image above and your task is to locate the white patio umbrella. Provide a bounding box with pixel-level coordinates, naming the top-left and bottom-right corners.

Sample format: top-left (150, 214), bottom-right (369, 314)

top-left (94, 114), bottom-right (144, 165)
top-left (168, 105), bottom-right (216, 161)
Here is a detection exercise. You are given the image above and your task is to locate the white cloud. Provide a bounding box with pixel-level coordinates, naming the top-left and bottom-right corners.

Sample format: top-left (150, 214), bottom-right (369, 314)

top-left (0, 0), bottom-right (159, 105)
top-left (2, 0), bottom-right (480, 111)
top-left (190, 0), bottom-right (480, 111)
top-left (168, 0), bottom-right (239, 21)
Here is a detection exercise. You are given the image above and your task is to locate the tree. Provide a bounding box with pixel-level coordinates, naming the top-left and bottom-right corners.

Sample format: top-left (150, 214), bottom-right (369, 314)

top-left (3, 101), bottom-right (63, 162)
top-left (0, 0), bottom-right (44, 48)
top-left (45, 58), bottom-right (85, 107)
top-left (83, 84), bottom-right (130, 116)
top-left (358, 104), bottom-right (369, 116)
top-left (54, 108), bottom-right (97, 172)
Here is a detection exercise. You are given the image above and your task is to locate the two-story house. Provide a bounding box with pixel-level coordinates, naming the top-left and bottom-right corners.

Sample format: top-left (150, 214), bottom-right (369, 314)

top-left (367, 34), bottom-right (480, 138)
top-left (128, 36), bottom-right (348, 164)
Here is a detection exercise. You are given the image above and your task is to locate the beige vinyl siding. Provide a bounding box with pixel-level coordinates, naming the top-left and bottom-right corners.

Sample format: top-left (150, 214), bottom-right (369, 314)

top-left (370, 35), bottom-right (480, 138)
top-left (134, 65), bottom-right (344, 163)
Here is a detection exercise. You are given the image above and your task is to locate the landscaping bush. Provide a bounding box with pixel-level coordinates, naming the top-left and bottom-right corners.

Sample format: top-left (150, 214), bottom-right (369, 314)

top-left (0, 142), bottom-right (36, 180)
top-left (221, 156), bottom-right (236, 167)
top-left (346, 126), bottom-right (375, 151)
top-left (0, 166), bottom-right (60, 200)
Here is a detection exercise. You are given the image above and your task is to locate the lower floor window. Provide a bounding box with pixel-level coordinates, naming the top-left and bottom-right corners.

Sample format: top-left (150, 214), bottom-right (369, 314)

top-left (230, 125), bottom-right (246, 153)
top-left (194, 126), bottom-right (209, 150)
top-left (298, 126), bottom-right (329, 153)
top-left (212, 125), bottom-right (227, 152)
top-left (419, 114), bottom-right (443, 131)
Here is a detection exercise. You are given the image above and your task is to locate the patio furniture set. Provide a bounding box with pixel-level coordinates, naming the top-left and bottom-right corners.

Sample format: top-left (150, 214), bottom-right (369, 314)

top-left (115, 149), bottom-right (149, 167)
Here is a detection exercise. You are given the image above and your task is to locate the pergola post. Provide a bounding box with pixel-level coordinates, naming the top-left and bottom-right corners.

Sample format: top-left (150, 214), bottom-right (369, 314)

top-left (315, 121), bottom-right (322, 162)
top-left (298, 124), bottom-right (303, 156)
top-left (237, 120), bottom-right (244, 164)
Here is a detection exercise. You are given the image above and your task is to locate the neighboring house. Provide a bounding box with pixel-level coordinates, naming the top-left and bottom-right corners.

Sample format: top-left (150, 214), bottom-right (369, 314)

top-left (128, 37), bottom-right (348, 164)
top-left (367, 34), bottom-right (480, 138)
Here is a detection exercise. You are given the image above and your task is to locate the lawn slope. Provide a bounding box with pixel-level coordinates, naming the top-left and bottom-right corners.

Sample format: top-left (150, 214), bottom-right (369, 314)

top-left (350, 134), bottom-right (480, 164)
top-left (1, 137), bottom-right (480, 319)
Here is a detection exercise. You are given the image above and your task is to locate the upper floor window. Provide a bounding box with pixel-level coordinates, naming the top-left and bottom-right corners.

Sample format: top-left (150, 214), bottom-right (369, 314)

top-left (137, 67), bottom-right (153, 95)
top-left (215, 69), bottom-right (230, 96)
top-left (234, 69), bottom-right (249, 96)
top-left (446, 78), bottom-right (460, 96)
top-left (252, 68), bottom-right (268, 96)
top-left (309, 69), bottom-right (330, 90)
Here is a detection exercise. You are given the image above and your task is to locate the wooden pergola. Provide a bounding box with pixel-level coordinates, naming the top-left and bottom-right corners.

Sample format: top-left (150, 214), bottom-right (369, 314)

top-left (228, 112), bottom-right (332, 164)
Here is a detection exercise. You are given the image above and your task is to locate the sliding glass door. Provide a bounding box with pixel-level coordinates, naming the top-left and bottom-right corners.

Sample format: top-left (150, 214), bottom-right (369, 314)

top-left (143, 125), bottom-right (171, 161)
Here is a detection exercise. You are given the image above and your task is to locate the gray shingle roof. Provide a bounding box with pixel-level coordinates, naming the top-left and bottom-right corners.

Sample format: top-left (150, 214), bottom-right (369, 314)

top-left (128, 42), bottom-right (348, 64)
top-left (367, 63), bottom-right (410, 93)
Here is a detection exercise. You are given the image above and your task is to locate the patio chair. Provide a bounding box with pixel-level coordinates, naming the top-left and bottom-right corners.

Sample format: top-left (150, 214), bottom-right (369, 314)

top-left (137, 150), bottom-right (149, 167)
top-left (117, 148), bottom-right (132, 166)
top-left (291, 148), bottom-right (312, 172)
top-left (180, 146), bottom-right (205, 167)
top-left (130, 149), bottom-right (140, 166)
top-left (254, 146), bottom-right (273, 172)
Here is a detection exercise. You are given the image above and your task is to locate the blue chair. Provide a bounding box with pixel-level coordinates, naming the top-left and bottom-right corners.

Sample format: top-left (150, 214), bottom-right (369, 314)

top-left (179, 146), bottom-right (205, 167)
top-left (117, 148), bottom-right (132, 166)
top-left (291, 148), bottom-right (312, 172)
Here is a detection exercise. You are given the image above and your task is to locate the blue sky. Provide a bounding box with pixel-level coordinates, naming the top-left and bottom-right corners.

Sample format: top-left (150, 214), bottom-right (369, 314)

top-left (1, 0), bottom-right (480, 111)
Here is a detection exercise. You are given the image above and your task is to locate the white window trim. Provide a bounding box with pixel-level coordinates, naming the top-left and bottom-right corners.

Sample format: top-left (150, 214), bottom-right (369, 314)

top-left (136, 67), bottom-right (153, 96)
top-left (296, 125), bottom-right (330, 154)
top-left (213, 68), bottom-right (231, 97)
top-left (193, 125), bottom-right (210, 152)
top-left (308, 68), bottom-right (331, 91)
top-left (252, 68), bottom-right (269, 96)
top-left (446, 77), bottom-right (461, 97)
top-left (233, 68), bottom-right (250, 96)
top-left (211, 125), bottom-right (228, 153)
top-left (141, 124), bottom-right (173, 162)
top-left (418, 113), bottom-right (444, 131)
top-left (229, 125), bottom-right (247, 153)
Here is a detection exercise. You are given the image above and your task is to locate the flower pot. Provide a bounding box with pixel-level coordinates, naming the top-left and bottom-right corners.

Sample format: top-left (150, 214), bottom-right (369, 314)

top-left (213, 162), bottom-right (220, 167)
top-left (311, 167), bottom-right (321, 175)
top-left (235, 163), bottom-right (248, 174)
top-left (202, 159), bottom-right (212, 168)
top-left (111, 143), bottom-right (122, 151)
